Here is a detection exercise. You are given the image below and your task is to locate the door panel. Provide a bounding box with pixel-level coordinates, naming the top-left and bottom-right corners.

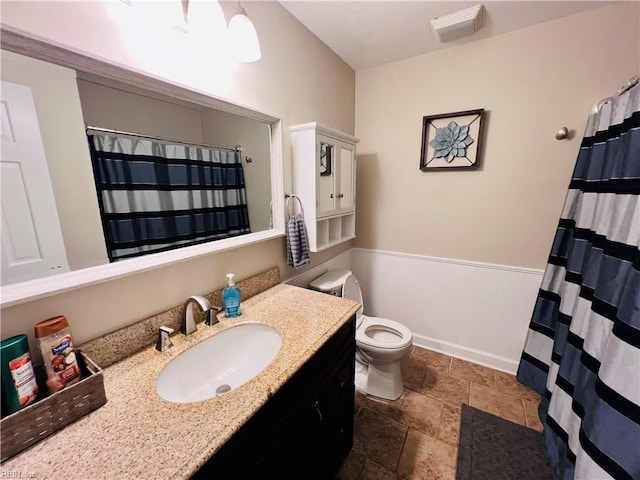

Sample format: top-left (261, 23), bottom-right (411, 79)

top-left (1, 82), bottom-right (69, 285)
top-left (339, 145), bottom-right (354, 211)
top-left (317, 139), bottom-right (336, 217)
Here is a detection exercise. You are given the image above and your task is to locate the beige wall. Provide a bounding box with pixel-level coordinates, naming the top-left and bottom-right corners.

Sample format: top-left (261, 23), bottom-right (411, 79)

top-left (77, 79), bottom-right (205, 143)
top-left (201, 109), bottom-right (272, 232)
top-left (354, 3), bottom-right (640, 269)
top-left (0, 1), bottom-right (355, 345)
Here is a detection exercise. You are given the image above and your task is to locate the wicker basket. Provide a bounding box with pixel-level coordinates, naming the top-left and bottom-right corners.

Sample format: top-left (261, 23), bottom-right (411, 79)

top-left (1, 351), bottom-right (106, 462)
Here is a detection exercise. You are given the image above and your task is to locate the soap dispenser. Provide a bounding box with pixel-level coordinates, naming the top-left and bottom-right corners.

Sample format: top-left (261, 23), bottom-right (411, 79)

top-left (222, 273), bottom-right (241, 318)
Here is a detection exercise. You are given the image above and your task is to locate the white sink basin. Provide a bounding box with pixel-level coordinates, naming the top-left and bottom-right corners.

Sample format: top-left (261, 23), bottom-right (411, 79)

top-left (156, 324), bottom-right (282, 403)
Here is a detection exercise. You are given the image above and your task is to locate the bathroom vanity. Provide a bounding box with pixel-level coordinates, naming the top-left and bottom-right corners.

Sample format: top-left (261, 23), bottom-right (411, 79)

top-left (195, 316), bottom-right (355, 479)
top-left (0, 284), bottom-right (359, 479)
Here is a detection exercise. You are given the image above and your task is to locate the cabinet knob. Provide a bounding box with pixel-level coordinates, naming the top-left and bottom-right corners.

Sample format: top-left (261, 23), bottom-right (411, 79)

top-left (338, 193), bottom-right (344, 198)
top-left (314, 400), bottom-right (324, 422)
top-left (330, 193), bottom-right (334, 199)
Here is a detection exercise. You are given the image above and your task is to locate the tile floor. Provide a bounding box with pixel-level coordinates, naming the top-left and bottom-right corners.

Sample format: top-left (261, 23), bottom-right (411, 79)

top-left (337, 345), bottom-right (542, 480)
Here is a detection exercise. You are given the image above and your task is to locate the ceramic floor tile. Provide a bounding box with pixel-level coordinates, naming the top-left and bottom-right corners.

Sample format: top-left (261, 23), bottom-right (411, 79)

top-left (397, 429), bottom-right (457, 480)
top-left (359, 459), bottom-right (400, 480)
top-left (353, 406), bottom-right (408, 471)
top-left (410, 347), bottom-right (452, 374)
top-left (401, 354), bottom-right (427, 392)
top-left (346, 350), bottom-right (544, 479)
top-left (495, 371), bottom-right (542, 402)
top-left (523, 398), bottom-right (544, 432)
top-left (356, 390), bottom-right (368, 408)
top-left (356, 391), bottom-right (398, 419)
top-left (437, 402), bottom-right (462, 446)
top-left (359, 390), bottom-right (443, 437)
top-left (469, 382), bottom-right (526, 425)
top-left (421, 370), bottom-right (470, 405)
top-left (449, 358), bottom-right (496, 388)
top-left (336, 449), bottom-right (366, 480)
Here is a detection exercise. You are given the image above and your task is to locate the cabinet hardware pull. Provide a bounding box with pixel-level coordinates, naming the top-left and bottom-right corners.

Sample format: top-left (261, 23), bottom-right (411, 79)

top-left (314, 400), bottom-right (323, 421)
top-left (330, 193), bottom-right (334, 198)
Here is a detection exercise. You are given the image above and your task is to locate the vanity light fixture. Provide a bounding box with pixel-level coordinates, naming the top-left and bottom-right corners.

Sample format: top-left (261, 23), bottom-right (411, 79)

top-left (228, 0), bottom-right (262, 62)
top-left (430, 4), bottom-right (484, 43)
top-left (118, 0), bottom-right (187, 33)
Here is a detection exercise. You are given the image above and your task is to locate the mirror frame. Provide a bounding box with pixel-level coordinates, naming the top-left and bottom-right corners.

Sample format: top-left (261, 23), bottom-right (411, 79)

top-left (0, 26), bottom-right (285, 308)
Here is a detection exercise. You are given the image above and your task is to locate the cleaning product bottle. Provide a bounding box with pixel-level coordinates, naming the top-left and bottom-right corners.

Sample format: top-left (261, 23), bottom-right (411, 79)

top-left (0, 334), bottom-right (40, 416)
top-left (222, 273), bottom-right (241, 318)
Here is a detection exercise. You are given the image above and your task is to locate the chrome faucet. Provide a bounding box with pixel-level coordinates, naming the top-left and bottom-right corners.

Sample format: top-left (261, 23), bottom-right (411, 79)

top-left (181, 295), bottom-right (222, 335)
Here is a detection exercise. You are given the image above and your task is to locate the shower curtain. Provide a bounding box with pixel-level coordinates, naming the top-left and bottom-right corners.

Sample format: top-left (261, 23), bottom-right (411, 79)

top-left (517, 81), bottom-right (639, 480)
top-left (88, 134), bottom-right (250, 261)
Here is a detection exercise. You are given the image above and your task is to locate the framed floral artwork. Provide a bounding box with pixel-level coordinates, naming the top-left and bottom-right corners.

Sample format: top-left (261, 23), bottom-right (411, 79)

top-left (419, 109), bottom-right (485, 170)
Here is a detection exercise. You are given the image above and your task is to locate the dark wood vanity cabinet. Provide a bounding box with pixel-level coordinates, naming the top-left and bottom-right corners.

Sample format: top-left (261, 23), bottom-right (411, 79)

top-left (193, 315), bottom-right (356, 480)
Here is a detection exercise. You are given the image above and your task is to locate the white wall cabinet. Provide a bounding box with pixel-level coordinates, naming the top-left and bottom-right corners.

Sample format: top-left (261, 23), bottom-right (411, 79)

top-left (291, 123), bottom-right (359, 252)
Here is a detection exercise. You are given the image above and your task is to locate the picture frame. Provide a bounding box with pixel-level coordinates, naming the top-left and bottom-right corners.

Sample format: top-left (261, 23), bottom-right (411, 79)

top-left (419, 109), bottom-right (485, 171)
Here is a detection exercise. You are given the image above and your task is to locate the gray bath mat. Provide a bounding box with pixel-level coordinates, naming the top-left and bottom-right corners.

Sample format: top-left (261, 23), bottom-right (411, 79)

top-left (456, 404), bottom-right (558, 480)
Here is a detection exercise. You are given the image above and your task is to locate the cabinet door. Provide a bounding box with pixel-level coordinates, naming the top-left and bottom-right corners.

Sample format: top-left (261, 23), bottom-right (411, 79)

top-left (337, 142), bottom-right (355, 212)
top-left (317, 136), bottom-right (337, 217)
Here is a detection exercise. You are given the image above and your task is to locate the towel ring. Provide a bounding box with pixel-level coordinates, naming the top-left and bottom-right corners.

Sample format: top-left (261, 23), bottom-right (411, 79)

top-left (286, 195), bottom-right (304, 217)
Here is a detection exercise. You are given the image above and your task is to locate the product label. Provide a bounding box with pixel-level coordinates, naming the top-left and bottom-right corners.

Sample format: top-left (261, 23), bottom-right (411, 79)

top-left (51, 338), bottom-right (72, 356)
top-left (8, 352), bottom-right (39, 406)
top-left (46, 335), bottom-right (80, 390)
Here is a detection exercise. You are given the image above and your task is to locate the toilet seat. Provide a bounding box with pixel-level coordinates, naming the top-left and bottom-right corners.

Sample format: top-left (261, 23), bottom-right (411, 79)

top-left (356, 315), bottom-right (413, 350)
top-left (342, 273), bottom-right (364, 328)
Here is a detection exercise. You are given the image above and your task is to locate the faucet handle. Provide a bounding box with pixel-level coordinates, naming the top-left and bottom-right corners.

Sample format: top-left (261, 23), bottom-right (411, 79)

top-left (155, 326), bottom-right (175, 352)
top-left (204, 305), bottom-right (223, 327)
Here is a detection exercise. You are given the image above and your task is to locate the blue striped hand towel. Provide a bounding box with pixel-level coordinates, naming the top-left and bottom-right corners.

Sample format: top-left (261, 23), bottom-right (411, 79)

top-left (286, 214), bottom-right (310, 268)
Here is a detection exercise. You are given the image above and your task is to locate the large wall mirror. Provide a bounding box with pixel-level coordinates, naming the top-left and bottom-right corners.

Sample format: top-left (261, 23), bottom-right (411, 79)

top-left (0, 27), bottom-right (285, 307)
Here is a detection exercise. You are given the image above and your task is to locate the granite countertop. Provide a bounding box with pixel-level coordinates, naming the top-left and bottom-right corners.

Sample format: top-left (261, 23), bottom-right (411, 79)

top-left (1, 284), bottom-right (359, 479)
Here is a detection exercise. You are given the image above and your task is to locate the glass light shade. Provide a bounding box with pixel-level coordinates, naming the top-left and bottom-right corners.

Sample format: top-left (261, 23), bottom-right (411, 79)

top-left (228, 9), bottom-right (261, 62)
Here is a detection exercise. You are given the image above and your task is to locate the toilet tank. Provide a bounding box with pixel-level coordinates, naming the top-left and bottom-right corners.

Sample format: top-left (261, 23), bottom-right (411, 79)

top-left (309, 269), bottom-right (352, 296)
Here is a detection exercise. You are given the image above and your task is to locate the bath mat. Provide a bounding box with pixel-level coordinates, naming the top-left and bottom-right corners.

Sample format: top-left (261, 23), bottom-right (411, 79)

top-left (456, 404), bottom-right (558, 480)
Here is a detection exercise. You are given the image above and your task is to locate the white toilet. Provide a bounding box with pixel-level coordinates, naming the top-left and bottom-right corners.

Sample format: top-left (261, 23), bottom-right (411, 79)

top-left (310, 269), bottom-right (413, 400)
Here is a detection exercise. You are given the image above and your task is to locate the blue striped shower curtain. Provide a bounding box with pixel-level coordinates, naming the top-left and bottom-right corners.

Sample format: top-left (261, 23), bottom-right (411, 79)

top-left (88, 134), bottom-right (250, 261)
top-left (517, 82), bottom-right (639, 479)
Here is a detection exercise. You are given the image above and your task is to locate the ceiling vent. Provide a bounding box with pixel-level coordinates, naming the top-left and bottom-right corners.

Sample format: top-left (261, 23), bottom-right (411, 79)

top-left (430, 4), bottom-right (484, 43)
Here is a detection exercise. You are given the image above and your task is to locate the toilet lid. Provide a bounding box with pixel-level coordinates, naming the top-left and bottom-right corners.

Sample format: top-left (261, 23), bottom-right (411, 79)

top-left (356, 316), bottom-right (413, 349)
top-left (342, 273), bottom-right (364, 324)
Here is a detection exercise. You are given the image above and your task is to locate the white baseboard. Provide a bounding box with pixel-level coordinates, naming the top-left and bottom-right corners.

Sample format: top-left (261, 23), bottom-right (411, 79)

top-left (412, 333), bottom-right (519, 374)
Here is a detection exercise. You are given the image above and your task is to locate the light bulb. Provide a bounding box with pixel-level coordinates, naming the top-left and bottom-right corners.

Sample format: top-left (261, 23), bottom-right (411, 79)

top-left (228, 6), bottom-right (261, 62)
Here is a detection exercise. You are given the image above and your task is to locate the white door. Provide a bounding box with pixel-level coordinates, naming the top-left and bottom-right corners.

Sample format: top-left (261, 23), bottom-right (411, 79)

top-left (1, 81), bottom-right (69, 285)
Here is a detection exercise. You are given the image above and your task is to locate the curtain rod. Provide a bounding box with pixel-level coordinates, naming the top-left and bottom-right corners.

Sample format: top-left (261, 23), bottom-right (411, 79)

top-left (85, 125), bottom-right (242, 153)
top-left (593, 75), bottom-right (639, 114)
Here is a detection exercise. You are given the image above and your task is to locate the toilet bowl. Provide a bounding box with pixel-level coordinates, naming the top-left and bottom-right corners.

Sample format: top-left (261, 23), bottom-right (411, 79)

top-left (309, 269), bottom-right (413, 400)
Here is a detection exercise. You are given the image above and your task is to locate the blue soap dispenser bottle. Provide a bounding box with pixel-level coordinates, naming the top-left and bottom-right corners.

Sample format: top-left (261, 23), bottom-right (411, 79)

top-left (222, 273), bottom-right (241, 318)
